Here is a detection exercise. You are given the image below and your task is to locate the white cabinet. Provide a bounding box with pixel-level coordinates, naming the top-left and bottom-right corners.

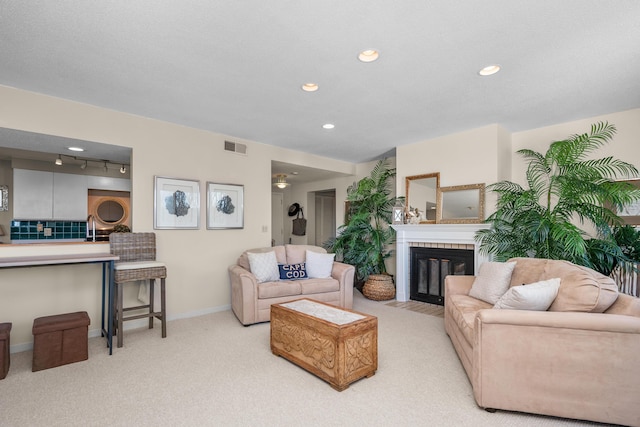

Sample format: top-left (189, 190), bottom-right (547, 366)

top-left (13, 169), bottom-right (88, 220)
top-left (86, 176), bottom-right (131, 192)
top-left (53, 173), bottom-right (88, 220)
top-left (13, 169), bottom-right (53, 219)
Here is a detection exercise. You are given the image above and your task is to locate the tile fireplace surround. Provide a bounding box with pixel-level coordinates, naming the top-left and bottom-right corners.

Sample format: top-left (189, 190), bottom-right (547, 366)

top-left (392, 224), bottom-right (491, 302)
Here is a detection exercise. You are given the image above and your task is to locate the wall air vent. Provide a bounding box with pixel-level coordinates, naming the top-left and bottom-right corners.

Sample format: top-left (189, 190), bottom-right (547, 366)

top-left (224, 140), bottom-right (247, 155)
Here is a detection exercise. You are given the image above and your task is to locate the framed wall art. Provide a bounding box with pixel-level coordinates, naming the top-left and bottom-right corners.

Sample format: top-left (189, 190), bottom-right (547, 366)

top-left (207, 182), bottom-right (244, 229)
top-left (0, 185), bottom-right (7, 211)
top-left (154, 176), bottom-right (200, 229)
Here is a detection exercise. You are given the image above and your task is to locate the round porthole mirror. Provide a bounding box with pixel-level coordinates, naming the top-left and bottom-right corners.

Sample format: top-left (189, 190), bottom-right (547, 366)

top-left (96, 199), bottom-right (126, 224)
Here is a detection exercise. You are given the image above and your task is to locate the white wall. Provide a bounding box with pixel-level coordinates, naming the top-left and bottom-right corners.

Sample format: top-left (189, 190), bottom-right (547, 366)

top-left (396, 109), bottom-right (640, 220)
top-left (0, 85), bottom-right (354, 347)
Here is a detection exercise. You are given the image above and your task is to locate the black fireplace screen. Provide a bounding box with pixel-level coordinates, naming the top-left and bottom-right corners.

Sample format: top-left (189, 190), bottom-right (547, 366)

top-left (410, 247), bottom-right (474, 305)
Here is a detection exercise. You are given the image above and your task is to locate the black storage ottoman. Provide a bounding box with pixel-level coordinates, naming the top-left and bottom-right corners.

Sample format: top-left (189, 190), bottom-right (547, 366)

top-left (32, 311), bottom-right (90, 372)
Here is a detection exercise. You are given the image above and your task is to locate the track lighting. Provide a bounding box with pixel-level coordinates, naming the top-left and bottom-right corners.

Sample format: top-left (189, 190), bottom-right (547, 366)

top-left (103, 162), bottom-right (108, 172)
top-left (55, 155), bottom-right (62, 166)
top-left (80, 160), bottom-right (87, 170)
top-left (120, 165), bottom-right (126, 174)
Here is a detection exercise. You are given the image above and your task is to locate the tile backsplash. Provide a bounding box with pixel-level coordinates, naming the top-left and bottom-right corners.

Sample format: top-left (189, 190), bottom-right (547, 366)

top-left (10, 220), bottom-right (87, 241)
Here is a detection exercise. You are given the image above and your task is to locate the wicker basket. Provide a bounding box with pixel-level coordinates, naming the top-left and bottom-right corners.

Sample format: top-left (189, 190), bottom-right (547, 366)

top-left (362, 274), bottom-right (395, 301)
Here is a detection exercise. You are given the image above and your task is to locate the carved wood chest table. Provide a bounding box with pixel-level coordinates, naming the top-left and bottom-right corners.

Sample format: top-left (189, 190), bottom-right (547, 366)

top-left (270, 298), bottom-right (378, 391)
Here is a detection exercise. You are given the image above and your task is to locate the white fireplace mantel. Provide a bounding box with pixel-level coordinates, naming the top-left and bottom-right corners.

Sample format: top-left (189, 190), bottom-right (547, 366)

top-left (391, 224), bottom-right (490, 302)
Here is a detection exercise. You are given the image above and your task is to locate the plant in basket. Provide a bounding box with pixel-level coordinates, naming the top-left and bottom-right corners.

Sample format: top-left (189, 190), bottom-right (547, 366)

top-left (324, 158), bottom-right (400, 299)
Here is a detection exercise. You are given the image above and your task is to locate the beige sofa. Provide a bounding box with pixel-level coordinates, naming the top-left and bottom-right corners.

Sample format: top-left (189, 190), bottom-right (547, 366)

top-left (229, 244), bottom-right (355, 325)
top-left (444, 257), bottom-right (640, 426)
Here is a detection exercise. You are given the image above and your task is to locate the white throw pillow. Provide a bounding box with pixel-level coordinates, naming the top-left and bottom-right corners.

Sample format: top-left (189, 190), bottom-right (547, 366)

top-left (494, 278), bottom-right (561, 310)
top-left (468, 261), bottom-right (517, 305)
top-left (247, 251), bottom-right (280, 283)
top-left (305, 250), bottom-right (335, 278)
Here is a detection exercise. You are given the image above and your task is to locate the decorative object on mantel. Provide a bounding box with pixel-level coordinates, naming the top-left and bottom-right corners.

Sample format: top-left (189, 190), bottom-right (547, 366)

top-left (436, 183), bottom-right (485, 224)
top-left (362, 273), bottom-right (395, 301)
top-left (325, 158), bottom-right (400, 294)
top-left (391, 198), bottom-right (405, 225)
top-left (475, 121), bottom-right (640, 276)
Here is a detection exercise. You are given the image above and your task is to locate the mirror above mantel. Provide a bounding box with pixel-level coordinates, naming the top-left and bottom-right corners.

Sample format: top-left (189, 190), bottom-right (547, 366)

top-left (405, 173), bottom-right (440, 224)
top-left (436, 183), bottom-right (485, 224)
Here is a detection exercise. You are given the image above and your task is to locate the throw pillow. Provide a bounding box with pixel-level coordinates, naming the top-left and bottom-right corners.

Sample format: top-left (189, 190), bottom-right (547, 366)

top-left (468, 261), bottom-right (517, 305)
top-left (305, 250), bottom-right (335, 279)
top-left (494, 278), bottom-right (561, 310)
top-left (278, 263), bottom-right (308, 280)
top-left (247, 251), bottom-right (280, 283)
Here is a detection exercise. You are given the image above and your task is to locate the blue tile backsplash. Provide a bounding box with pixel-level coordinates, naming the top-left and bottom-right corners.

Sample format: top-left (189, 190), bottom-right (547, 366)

top-left (10, 220), bottom-right (87, 241)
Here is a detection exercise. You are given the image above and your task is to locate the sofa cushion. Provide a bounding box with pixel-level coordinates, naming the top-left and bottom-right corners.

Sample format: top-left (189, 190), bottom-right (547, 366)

top-left (278, 263), bottom-right (307, 280)
top-left (306, 250), bottom-right (335, 278)
top-left (285, 244), bottom-right (326, 264)
top-left (469, 261), bottom-right (517, 304)
top-left (447, 294), bottom-right (492, 346)
top-left (545, 261), bottom-right (618, 313)
top-left (300, 278), bottom-right (340, 294)
top-left (493, 278), bottom-right (560, 311)
top-left (257, 281), bottom-right (301, 299)
top-left (239, 246), bottom-right (286, 271)
top-left (247, 251), bottom-right (280, 283)
top-left (508, 257), bottom-right (549, 288)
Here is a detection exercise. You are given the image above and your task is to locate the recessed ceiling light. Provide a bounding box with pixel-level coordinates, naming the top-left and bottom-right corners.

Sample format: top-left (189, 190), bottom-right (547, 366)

top-left (478, 64), bottom-right (501, 76)
top-left (358, 49), bottom-right (379, 63)
top-left (67, 146), bottom-right (84, 152)
top-left (322, 123), bottom-right (335, 130)
top-left (302, 83), bottom-right (319, 92)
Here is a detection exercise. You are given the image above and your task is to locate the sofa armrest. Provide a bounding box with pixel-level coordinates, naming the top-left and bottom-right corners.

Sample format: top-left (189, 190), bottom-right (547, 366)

top-left (228, 264), bottom-right (259, 325)
top-left (445, 275), bottom-right (475, 296)
top-left (472, 309), bottom-right (640, 425)
top-left (331, 261), bottom-right (355, 309)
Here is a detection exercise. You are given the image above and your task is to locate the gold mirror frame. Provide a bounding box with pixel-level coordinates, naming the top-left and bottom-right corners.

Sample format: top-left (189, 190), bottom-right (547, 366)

top-left (405, 173), bottom-right (440, 224)
top-left (436, 183), bottom-right (485, 224)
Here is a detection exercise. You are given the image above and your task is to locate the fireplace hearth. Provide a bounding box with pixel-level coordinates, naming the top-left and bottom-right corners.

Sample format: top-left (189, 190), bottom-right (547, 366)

top-left (410, 247), bottom-right (474, 304)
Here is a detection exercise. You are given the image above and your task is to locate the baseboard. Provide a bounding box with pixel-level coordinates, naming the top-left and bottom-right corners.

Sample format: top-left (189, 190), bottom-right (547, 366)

top-left (9, 304), bottom-right (232, 354)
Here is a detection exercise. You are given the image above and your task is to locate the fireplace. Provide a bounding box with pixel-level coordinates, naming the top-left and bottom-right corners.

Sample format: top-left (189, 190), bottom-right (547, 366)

top-left (391, 224), bottom-right (491, 302)
top-left (410, 247), bottom-right (474, 305)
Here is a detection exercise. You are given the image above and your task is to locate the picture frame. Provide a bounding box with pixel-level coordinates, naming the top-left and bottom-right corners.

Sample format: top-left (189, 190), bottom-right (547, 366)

top-left (154, 176), bottom-right (200, 229)
top-left (207, 182), bottom-right (244, 229)
top-left (617, 179), bottom-right (640, 226)
top-left (0, 185), bottom-right (7, 211)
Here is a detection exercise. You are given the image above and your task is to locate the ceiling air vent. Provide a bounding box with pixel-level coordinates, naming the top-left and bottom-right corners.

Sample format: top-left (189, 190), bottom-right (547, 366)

top-left (224, 140), bottom-right (247, 155)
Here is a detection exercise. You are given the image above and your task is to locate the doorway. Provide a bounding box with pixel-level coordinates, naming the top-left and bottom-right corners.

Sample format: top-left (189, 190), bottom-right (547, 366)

top-left (271, 192), bottom-right (284, 246)
top-left (314, 190), bottom-right (336, 247)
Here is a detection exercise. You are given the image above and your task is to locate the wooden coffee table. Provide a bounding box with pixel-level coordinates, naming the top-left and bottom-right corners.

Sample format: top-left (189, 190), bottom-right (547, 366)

top-left (270, 298), bottom-right (378, 391)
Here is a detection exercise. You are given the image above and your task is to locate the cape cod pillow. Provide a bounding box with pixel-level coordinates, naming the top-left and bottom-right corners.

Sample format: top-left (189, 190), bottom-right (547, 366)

top-left (247, 251), bottom-right (280, 283)
top-left (468, 261), bottom-right (517, 304)
top-left (494, 277), bottom-right (561, 310)
top-left (278, 263), bottom-right (307, 280)
top-left (305, 250), bottom-right (335, 278)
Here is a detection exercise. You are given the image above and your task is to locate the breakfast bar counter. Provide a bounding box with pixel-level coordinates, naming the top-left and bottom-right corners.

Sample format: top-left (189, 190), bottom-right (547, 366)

top-left (0, 251), bottom-right (119, 354)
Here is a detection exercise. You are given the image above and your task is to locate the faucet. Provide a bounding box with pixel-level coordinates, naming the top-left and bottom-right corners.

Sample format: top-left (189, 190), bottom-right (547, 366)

top-left (86, 214), bottom-right (96, 242)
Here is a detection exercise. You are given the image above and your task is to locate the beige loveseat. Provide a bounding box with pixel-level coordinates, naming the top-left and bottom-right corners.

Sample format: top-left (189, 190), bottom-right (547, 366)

top-left (444, 257), bottom-right (640, 426)
top-left (229, 245), bottom-right (355, 325)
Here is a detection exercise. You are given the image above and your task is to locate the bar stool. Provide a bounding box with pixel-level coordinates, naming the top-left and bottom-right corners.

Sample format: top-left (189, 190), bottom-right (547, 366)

top-left (109, 232), bottom-right (167, 348)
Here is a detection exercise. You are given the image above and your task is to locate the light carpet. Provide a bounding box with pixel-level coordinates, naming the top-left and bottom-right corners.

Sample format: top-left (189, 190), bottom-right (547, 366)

top-left (0, 292), bottom-right (604, 427)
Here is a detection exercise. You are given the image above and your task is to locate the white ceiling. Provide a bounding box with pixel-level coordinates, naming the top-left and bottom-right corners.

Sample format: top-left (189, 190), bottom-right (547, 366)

top-left (1, 1), bottom-right (639, 165)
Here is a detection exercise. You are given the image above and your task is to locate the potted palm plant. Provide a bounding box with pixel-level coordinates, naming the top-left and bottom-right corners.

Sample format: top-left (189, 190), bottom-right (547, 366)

top-left (325, 159), bottom-right (399, 299)
top-left (476, 121), bottom-right (640, 275)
